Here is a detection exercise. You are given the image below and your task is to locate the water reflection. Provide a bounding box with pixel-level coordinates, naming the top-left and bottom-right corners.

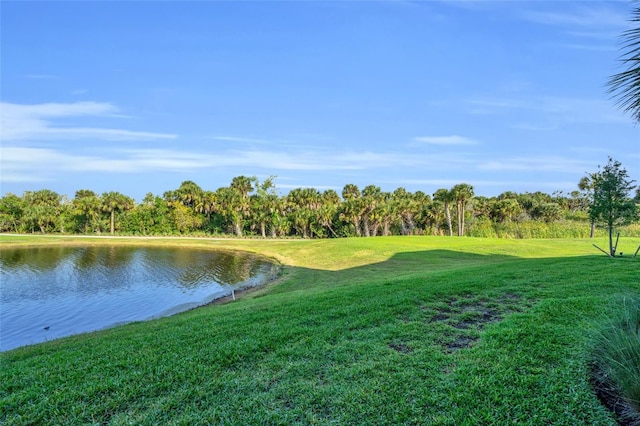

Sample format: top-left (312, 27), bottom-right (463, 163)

top-left (0, 246), bottom-right (276, 351)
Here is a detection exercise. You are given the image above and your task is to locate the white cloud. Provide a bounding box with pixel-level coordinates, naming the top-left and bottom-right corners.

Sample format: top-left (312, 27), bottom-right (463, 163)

top-left (466, 95), bottom-right (627, 124)
top-left (25, 74), bottom-right (58, 80)
top-left (0, 101), bottom-right (177, 142)
top-left (522, 6), bottom-right (628, 30)
top-left (210, 136), bottom-right (271, 144)
top-left (413, 135), bottom-right (478, 146)
top-left (477, 156), bottom-right (590, 174)
top-left (0, 144), bottom-right (478, 184)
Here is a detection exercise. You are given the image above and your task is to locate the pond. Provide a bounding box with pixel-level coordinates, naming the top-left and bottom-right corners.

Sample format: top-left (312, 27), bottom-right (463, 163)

top-left (0, 245), bottom-right (278, 351)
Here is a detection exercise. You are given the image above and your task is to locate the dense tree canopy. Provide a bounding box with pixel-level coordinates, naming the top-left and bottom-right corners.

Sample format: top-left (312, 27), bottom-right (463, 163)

top-left (1, 167), bottom-right (638, 239)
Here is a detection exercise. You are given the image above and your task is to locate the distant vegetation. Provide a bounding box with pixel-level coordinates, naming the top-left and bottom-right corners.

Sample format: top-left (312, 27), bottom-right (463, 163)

top-left (2, 170), bottom-right (638, 239)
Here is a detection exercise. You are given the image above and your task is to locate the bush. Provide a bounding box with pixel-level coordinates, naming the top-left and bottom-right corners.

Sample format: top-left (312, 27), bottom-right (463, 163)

top-left (591, 298), bottom-right (640, 425)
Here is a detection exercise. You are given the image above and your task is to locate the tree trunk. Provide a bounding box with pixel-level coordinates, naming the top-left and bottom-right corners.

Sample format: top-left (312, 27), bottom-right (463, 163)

top-left (260, 222), bottom-right (266, 238)
top-left (363, 216), bottom-right (370, 237)
top-left (459, 201), bottom-right (466, 236)
top-left (608, 223), bottom-right (614, 256)
top-left (590, 221), bottom-right (595, 238)
top-left (352, 218), bottom-right (361, 237)
top-left (382, 221), bottom-right (390, 236)
top-left (445, 204), bottom-right (453, 237)
top-left (110, 210), bottom-right (115, 235)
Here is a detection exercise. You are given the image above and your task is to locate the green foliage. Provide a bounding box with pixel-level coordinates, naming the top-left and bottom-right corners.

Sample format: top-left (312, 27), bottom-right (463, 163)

top-left (589, 158), bottom-right (637, 255)
top-left (1, 172), bottom-right (637, 239)
top-left (591, 298), bottom-right (640, 424)
top-left (608, 3), bottom-right (640, 123)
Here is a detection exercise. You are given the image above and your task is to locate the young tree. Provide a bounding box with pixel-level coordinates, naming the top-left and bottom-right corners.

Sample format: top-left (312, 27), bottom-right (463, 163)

top-left (589, 158), bottom-right (637, 256)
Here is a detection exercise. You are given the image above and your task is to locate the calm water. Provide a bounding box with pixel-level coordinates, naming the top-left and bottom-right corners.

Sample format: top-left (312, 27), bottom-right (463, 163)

top-left (0, 246), bottom-right (276, 351)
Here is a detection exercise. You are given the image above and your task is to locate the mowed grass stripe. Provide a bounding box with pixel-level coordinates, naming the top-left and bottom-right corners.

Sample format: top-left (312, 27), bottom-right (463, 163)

top-left (1, 236), bottom-right (638, 424)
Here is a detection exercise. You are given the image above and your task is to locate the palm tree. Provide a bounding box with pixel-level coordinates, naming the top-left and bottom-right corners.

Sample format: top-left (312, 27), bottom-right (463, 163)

top-left (73, 190), bottom-right (102, 233)
top-left (492, 198), bottom-right (522, 223)
top-left (423, 201), bottom-right (445, 235)
top-left (392, 187), bottom-right (418, 236)
top-left (23, 189), bottom-right (62, 233)
top-left (433, 188), bottom-right (454, 236)
top-left (318, 190), bottom-right (341, 238)
top-left (340, 184), bottom-right (363, 236)
top-left (215, 186), bottom-right (245, 237)
top-left (451, 183), bottom-right (474, 236)
top-left (175, 181), bottom-right (203, 209)
top-left (249, 176), bottom-right (277, 238)
top-left (287, 188), bottom-right (321, 238)
top-left (578, 175), bottom-right (597, 238)
top-left (194, 190), bottom-right (217, 229)
top-left (101, 192), bottom-right (134, 235)
top-left (230, 175), bottom-right (255, 198)
top-left (608, 3), bottom-right (640, 123)
top-left (361, 185), bottom-right (382, 237)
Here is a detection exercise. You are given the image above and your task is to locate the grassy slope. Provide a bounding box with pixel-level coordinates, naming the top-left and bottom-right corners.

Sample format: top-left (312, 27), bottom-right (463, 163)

top-left (1, 235), bottom-right (639, 425)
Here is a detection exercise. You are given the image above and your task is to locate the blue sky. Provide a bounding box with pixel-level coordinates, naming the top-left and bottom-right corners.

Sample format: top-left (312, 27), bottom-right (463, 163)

top-left (1, 0), bottom-right (638, 202)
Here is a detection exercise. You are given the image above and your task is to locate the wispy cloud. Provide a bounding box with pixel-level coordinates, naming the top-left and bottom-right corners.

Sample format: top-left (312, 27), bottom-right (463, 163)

top-left (519, 3), bottom-right (628, 51)
top-left (477, 156), bottom-right (591, 174)
top-left (413, 135), bottom-right (478, 146)
top-left (522, 5), bottom-right (628, 30)
top-left (0, 101), bottom-right (177, 142)
top-left (25, 74), bottom-right (58, 80)
top-left (209, 136), bottom-right (271, 145)
top-left (0, 144), bottom-right (477, 184)
top-left (466, 95), bottom-right (627, 124)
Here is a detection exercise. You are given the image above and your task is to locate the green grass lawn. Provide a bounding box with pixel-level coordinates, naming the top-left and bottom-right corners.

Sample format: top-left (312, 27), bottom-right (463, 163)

top-left (1, 235), bottom-right (639, 425)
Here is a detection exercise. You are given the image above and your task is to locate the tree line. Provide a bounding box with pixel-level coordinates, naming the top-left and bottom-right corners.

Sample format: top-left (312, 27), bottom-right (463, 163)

top-left (1, 161), bottom-right (638, 239)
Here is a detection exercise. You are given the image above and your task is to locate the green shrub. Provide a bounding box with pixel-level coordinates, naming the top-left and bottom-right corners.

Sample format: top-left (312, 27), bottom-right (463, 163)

top-left (591, 298), bottom-right (640, 425)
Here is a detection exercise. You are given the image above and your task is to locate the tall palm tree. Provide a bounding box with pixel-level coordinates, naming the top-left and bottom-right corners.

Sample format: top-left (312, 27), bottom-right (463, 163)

top-left (318, 190), bottom-right (341, 238)
top-left (608, 3), bottom-right (640, 123)
top-left (361, 185), bottom-right (382, 237)
top-left (230, 175), bottom-right (255, 198)
top-left (451, 183), bottom-right (474, 236)
top-left (196, 190), bottom-right (217, 226)
top-left (433, 188), bottom-right (454, 236)
top-left (340, 184), bottom-right (363, 236)
top-left (175, 181), bottom-right (203, 209)
top-left (287, 188), bottom-right (321, 238)
top-left (578, 175), bottom-right (597, 238)
top-left (101, 192), bottom-right (134, 235)
top-left (392, 187), bottom-right (418, 236)
top-left (73, 190), bottom-right (102, 233)
top-left (216, 186), bottom-right (246, 237)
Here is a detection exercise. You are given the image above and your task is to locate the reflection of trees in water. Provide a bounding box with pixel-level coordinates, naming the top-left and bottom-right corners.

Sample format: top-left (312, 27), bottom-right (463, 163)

top-left (2, 246), bottom-right (272, 300)
top-left (73, 246), bottom-right (135, 271)
top-left (141, 248), bottom-right (269, 288)
top-left (1, 247), bottom-right (77, 272)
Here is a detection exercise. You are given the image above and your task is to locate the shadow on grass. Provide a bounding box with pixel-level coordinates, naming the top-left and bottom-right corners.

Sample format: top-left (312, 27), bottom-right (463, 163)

top-left (268, 249), bottom-right (521, 294)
